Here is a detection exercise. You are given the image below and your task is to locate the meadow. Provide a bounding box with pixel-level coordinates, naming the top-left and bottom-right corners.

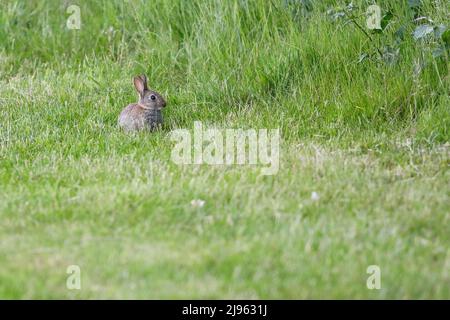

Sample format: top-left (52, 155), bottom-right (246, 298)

top-left (0, 0), bottom-right (449, 298)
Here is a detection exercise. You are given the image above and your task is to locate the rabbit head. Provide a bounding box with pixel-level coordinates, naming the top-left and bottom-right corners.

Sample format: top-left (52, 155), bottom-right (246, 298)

top-left (134, 75), bottom-right (166, 110)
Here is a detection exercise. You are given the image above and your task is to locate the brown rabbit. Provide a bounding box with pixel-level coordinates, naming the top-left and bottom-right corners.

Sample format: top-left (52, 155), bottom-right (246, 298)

top-left (118, 75), bottom-right (166, 132)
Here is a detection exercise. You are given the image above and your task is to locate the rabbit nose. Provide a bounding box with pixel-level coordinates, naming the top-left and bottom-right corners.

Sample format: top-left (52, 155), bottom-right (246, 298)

top-left (162, 100), bottom-right (167, 108)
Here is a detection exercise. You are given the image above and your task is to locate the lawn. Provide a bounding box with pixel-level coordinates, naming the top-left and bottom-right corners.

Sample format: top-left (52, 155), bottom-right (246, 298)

top-left (0, 0), bottom-right (449, 299)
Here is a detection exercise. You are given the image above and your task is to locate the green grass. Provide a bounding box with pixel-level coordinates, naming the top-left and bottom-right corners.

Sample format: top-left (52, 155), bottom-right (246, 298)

top-left (0, 0), bottom-right (449, 299)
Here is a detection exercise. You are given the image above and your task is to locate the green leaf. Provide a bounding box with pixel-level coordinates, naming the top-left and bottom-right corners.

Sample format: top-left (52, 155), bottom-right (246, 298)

top-left (413, 24), bottom-right (434, 40)
top-left (434, 24), bottom-right (447, 37)
top-left (432, 46), bottom-right (446, 58)
top-left (394, 25), bottom-right (406, 42)
top-left (326, 9), bottom-right (346, 21)
top-left (408, 0), bottom-right (422, 9)
top-left (442, 30), bottom-right (450, 48)
top-left (381, 46), bottom-right (400, 65)
top-left (346, 2), bottom-right (356, 12)
top-left (381, 11), bottom-right (394, 30)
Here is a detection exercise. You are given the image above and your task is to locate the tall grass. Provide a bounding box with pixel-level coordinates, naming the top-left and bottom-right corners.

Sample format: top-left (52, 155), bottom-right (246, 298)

top-left (1, 1), bottom-right (448, 137)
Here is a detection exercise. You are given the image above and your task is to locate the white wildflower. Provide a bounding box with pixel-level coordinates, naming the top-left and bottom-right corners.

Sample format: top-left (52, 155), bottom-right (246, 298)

top-left (311, 191), bottom-right (320, 201)
top-left (191, 199), bottom-right (205, 208)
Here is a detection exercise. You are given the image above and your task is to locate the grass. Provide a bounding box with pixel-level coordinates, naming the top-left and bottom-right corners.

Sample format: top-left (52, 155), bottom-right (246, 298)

top-left (0, 0), bottom-right (449, 299)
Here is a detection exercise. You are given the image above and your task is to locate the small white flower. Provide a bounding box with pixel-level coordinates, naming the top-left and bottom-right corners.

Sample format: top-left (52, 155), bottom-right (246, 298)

top-left (311, 191), bottom-right (320, 201)
top-left (191, 199), bottom-right (205, 208)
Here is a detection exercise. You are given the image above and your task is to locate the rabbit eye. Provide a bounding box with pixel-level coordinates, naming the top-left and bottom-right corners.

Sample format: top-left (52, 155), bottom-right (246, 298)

top-left (150, 95), bottom-right (156, 101)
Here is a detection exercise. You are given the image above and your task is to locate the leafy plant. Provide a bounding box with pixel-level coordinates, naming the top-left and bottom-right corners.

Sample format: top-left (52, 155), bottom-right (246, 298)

top-left (413, 22), bottom-right (449, 58)
top-left (413, 24), bottom-right (434, 40)
top-left (327, 2), bottom-right (395, 64)
top-left (327, 2), bottom-right (448, 64)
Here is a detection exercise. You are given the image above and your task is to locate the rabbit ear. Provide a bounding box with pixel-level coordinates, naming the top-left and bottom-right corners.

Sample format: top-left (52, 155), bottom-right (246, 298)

top-left (133, 75), bottom-right (146, 97)
top-left (140, 74), bottom-right (148, 90)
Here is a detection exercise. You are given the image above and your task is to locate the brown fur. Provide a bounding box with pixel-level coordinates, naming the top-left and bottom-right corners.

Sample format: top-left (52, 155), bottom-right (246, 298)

top-left (118, 75), bottom-right (166, 132)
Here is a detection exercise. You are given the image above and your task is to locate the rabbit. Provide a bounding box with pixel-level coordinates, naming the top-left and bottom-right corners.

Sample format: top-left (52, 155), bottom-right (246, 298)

top-left (118, 74), bottom-right (167, 132)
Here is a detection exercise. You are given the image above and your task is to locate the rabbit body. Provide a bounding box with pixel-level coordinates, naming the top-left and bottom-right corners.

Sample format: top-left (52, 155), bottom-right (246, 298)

top-left (118, 75), bottom-right (166, 132)
top-left (119, 103), bottom-right (163, 131)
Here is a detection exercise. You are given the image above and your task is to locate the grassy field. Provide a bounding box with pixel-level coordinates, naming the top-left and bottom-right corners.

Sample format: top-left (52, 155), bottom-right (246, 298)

top-left (0, 0), bottom-right (449, 299)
